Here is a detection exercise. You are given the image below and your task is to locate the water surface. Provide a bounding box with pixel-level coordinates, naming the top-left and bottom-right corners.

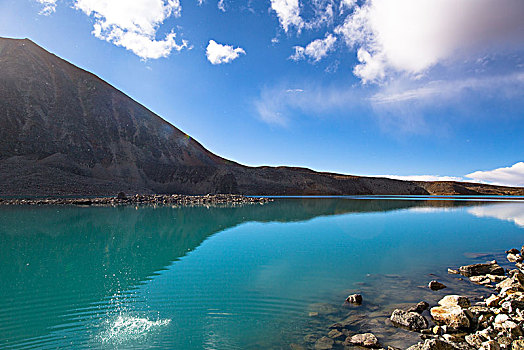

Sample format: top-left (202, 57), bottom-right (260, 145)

top-left (1, 198), bottom-right (524, 349)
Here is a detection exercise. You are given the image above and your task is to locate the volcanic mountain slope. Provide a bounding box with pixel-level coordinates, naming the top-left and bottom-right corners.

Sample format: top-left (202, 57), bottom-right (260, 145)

top-left (0, 37), bottom-right (523, 196)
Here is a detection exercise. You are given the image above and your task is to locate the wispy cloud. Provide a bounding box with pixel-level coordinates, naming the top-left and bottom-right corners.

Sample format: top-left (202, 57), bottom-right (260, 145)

top-left (254, 83), bottom-right (362, 126)
top-left (370, 72), bottom-right (524, 104)
top-left (206, 40), bottom-right (245, 64)
top-left (35, 0), bottom-right (57, 15)
top-left (466, 162), bottom-right (524, 187)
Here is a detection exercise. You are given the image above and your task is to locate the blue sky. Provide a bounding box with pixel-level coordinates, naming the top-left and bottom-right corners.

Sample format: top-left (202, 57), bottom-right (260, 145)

top-left (1, 0), bottom-right (524, 185)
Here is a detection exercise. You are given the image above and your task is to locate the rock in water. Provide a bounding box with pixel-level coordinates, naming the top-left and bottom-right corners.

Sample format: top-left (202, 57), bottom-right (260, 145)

top-left (428, 280), bottom-right (447, 290)
top-left (507, 253), bottom-right (523, 263)
top-left (407, 301), bottom-right (430, 313)
top-left (458, 261), bottom-right (504, 277)
top-left (390, 309), bottom-right (429, 331)
top-left (345, 293), bottom-right (363, 304)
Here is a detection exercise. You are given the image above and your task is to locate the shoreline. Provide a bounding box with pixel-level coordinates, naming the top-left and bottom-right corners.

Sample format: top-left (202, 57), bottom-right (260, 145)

top-left (299, 246), bottom-right (524, 349)
top-left (0, 193), bottom-right (272, 206)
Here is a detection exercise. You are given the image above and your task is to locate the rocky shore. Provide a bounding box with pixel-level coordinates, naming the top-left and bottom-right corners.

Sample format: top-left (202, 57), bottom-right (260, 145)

top-left (0, 193), bottom-right (272, 207)
top-left (295, 247), bottom-right (524, 350)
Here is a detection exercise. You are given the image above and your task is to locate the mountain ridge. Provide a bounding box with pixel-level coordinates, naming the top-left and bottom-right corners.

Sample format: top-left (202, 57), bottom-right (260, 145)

top-left (1, 37), bottom-right (523, 197)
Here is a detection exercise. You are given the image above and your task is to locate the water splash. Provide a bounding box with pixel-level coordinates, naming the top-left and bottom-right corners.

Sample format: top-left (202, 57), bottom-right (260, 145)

top-left (99, 315), bottom-right (171, 344)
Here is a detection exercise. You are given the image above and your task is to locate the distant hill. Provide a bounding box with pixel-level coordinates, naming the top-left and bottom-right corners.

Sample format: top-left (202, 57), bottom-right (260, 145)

top-left (1, 37), bottom-right (522, 197)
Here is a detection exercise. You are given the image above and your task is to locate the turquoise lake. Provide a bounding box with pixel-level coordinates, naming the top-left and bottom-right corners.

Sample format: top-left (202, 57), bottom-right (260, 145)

top-left (2, 197), bottom-right (524, 349)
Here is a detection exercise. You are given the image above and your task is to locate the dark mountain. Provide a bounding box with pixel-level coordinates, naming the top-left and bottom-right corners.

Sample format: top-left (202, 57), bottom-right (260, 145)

top-left (1, 37), bottom-right (523, 196)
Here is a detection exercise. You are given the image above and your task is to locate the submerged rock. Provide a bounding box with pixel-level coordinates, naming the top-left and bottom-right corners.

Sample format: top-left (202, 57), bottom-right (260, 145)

top-left (327, 329), bottom-right (344, 340)
top-left (390, 309), bottom-right (429, 331)
top-left (429, 280), bottom-right (447, 291)
top-left (314, 336), bottom-right (334, 350)
top-left (459, 261), bottom-right (504, 277)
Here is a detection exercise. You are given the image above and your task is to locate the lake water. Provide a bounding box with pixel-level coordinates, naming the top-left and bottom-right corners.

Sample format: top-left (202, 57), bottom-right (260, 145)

top-left (1, 197), bottom-right (524, 349)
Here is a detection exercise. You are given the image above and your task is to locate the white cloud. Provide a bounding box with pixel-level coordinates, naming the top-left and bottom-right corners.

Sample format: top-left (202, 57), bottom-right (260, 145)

top-left (375, 175), bottom-right (464, 182)
top-left (370, 72), bottom-right (524, 104)
top-left (466, 162), bottom-right (524, 187)
top-left (270, 0), bottom-right (304, 33)
top-left (469, 203), bottom-right (524, 227)
top-left (290, 33), bottom-right (336, 62)
top-left (335, 0), bottom-right (524, 83)
top-left (73, 0), bottom-right (188, 60)
top-left (206, 40), bottom-right (245, 64)
top-left (35, 0), bottom-right (57, 15)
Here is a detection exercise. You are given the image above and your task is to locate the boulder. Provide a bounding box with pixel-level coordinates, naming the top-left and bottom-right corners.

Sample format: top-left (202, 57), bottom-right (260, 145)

top-left (459, 261), bottom-right (504, 277)
top-left (513, 339), bottom-right (524, 350)
top-left (479, 340), bottom-right (500, 350)
top-left (508, 253), bottom-right (523, 263)
top-left (437, 295), bottom-right (471, 308)
top-left (428, 280), bottom-right (447, 291)
top-left (346, 333), bottom-right (379, 348)
top-left (496, 272), bottom-right (524, 291)
top-left (507, 248), bottom-right (520, 255)
top-left (499, 320), bottom-right (523, 338)
top-left (430, 305), bottom-right (471, 330)
top-left (345, 293), bottom-right (363, 304)
top-left (469, 275), bottom-right (491, 284)
top-left (421, 339), bottom-right (457, 350)
top-left (465, 333), bottom-right (484, 348)
top-left (390, 309), bottom-right (429, 331)
top-left (116, 191), bottom-right (127, 200)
